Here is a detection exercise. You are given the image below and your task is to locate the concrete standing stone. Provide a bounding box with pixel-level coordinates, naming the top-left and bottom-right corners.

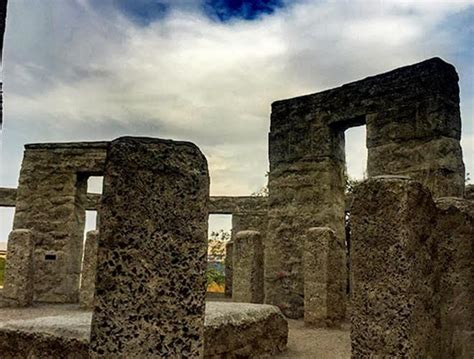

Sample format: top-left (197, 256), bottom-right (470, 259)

top-left (266, 58), bottom-right (464, 318)
top-left (303, 227), bottom-right (345, 327)
top-left (350, 176), bottom-right (439, 357)
top-left (232, 230), bottom-right (264, 304)
top-left (89, 137), bottom-right (209, 358)
top-left (435, 197), bottom-right (474, 358)
top-left (2, 229), bottom-right (34, 307)
top-left (228, 208), bottom-right (268, 299)
top-left (224, 240), bottom-right (233, 297)
top-left (79, 230), bottom-right (99, 309)
top-left (13, 142), bottom-right (108, 303)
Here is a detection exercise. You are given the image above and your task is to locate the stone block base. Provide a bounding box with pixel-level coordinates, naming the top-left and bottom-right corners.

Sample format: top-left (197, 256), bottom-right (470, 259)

top-left (0, 302), bottom-right (288, 358)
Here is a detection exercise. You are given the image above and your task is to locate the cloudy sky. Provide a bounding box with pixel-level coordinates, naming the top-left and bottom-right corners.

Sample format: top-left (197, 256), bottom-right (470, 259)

top-left (0, 0), bottom-right (473, 241)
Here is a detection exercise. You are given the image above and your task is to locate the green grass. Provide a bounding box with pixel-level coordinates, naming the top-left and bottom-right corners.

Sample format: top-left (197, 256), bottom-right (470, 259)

top-left (0, 256), bottom-right (5, 287)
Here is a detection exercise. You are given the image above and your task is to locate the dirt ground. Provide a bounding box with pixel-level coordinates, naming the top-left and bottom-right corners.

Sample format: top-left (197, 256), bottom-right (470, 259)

top-left (276, 320), bottom-right (351, 359)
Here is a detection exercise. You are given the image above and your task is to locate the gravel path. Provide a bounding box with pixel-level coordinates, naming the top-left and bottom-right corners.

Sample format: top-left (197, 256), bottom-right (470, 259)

top-left (276, 320), bottom-right (351, 359)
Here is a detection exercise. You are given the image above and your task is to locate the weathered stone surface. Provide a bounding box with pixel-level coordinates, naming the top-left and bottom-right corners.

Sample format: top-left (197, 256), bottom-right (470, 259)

top-left (233, 230), bottom-right (264, 304)
top-left (89, 137), bottom-right (209, 358)
top-left (466, 184), bottom-right (474, 201)
top-left (13, 142), bottom-right (108, 303)
top-left (303, 227), bottom-right (345, 327)
top-left (230, 209), bottom-right (268, 299)
top-left (204, 302), bottom-right (288, 358)
top-left (85, 193), bottom-right (268, 213)
top-left (267, 58), bottom-right (464, 318)
top-left (350, 176), bottom-right (439, 357)
top-left (0, 187), bottom-right (16, 207)
top-left (265, 159), bottom-right (346, 318)
top-left (224, 240), bottom-right (233, 297)
top-left (435, 197), bottom-right (474, 358)
top-left (1, 230), bottom-right (34, 307)
top-left (79, 230), bottom-right (98, 309)
top-left (209, 196), bottom-right (268, 214)
top-left (367, 136), bottom-right (464, 197)
top-left (0, 302), bottom-right (287, 358)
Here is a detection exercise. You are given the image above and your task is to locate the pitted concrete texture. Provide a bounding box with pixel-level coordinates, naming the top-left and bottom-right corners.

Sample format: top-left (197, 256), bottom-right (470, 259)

top-left (466, 184), bottom-right (474, 201)
top-left (233, 230), bottom-right (264, 304)
top-left (435, 197), bottom-right (474, 358)
top-left (266, 58), bottom-right (464, 318)
top-left (0, 302), bottom-right (288, 358)
top-left (89, 137), bottom-right (209, 358)
top-left (13, 141), bottom-right (108, 303)
top-left (205, 302), bottom-right (288, 358)
top-left (0, 187), bottom-right (16, 207)
top-left (350, 177), bottom-right (439, 357)
top-left (79, 230), bottom-right (99, 309)
top-left (1, 229), bottom-right (34, 307)
top-left (224, 240), bottom-right (233, 297)
top-left (303, 227), bottom-right (345, 327)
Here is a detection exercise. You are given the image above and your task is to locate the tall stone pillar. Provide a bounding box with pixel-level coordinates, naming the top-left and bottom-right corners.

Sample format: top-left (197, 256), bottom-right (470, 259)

top-left (89, 137), bottom-right (209, 358)
top-left (303, 227), bottom-right (345, 327)
top-left (266, 115), bottom-right (346, 318)
top-left (232, 230), bottom-right (264, 304)
top-left (435, 198), bottom-right (474, 358)
top-left (224, 240), bottom-right (233, 297)
top-left (350, 176), bottom-right (439, 357)
top-left (2, 229), bottom-right (34, 307)
top-left (230, 209), bottom-right (267, 300)
top-left (79, 230), bottom-right (99, 309)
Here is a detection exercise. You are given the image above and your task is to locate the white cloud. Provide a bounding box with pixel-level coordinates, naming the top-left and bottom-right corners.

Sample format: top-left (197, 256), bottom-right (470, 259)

top-left (1, 0), bottom-right (473, 197)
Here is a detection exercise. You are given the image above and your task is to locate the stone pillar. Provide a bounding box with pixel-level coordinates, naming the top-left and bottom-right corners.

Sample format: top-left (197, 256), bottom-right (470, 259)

top-left (350, 176), bottom-right (439, 357)
top-left (89, 137), bottom-right (209, 358)
top-left (435, 198), bottom-right (474, 358)
top-left (232, 230), bottom-right (264, 304)
top-left (230, 210), bottom-right (267, 299)
top-left (266, 119), bottom-right (346, 318)
top-left (224, 240), bottom-right (233, 297)
top-left (12, 142), bottom-right (107, 302)
top-left (79, 230), bottom-right (99, 309)
top-left (303, 227), bottom-right (345, 327)
top-left (2, 229), bottom-right (34, 307)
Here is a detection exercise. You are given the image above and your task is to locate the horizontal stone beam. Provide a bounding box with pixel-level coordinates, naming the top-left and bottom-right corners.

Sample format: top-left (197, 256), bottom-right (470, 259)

top-left (0, 187), bottom-right (16, 207)
top-left (209, 196), bottom-right (267, 214)
top-left (88, 194), bottom-right (267, 213)
top-left (0, 188), bottom-right (357, 214)
top-left (2, 187), bottom-right (268, 214)
top-left (466, 184), bottom-right (474, 202)
top-left (24, 141), bottom-right (110, 150)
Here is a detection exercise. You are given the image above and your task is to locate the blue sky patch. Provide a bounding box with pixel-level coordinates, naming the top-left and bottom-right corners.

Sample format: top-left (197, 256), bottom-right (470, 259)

top-left (112, 0), bottom-right (168, 26)
top-left (204, 0), bottom-right (285, 22)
